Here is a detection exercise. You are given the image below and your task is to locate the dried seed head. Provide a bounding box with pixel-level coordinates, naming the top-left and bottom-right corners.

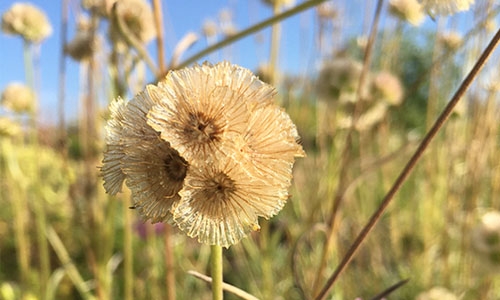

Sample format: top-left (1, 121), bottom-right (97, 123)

top-left (1, 2), bottom-right (52, 43)
top-left (1, 82), bottom-right (35, 114)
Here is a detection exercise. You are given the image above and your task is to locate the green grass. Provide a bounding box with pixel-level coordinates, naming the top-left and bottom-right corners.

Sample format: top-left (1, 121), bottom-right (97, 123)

top-left (1, 1), bottom-right (500, 299)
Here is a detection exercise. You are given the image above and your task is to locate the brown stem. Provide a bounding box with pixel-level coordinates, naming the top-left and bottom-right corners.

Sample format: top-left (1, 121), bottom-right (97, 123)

top-left (311, 0), bottom-right (384, 295)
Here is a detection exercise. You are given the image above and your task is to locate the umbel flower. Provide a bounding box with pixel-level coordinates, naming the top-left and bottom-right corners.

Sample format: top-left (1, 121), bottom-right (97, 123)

top-left (1, 2), bottom-right (52, 43)
top-left (102, 62), bottom-right (304, 247)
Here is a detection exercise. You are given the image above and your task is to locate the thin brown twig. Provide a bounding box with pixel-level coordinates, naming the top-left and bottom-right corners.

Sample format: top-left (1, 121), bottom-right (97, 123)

top-left (369, 278), bottom-right (409, 300)
top-left (314, 26), bottom-right (500, 300)
top-left (311, 0), bottom-right (385, 295)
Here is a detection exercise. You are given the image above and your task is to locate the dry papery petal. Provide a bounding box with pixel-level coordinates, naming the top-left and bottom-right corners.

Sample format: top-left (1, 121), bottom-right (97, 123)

top-left (101, 97), bottom-right (128, 195)
top-left (228, 104), bottom-right (305, 187)
top-left (120, 91), bottom-right (188, 224)
top-left (173, 156), bottom-right (290, 248)
top-left (147, 62), bottom-right (275, 164)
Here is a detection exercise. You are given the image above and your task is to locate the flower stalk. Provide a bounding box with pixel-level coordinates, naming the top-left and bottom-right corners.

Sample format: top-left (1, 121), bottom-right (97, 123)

top-left (211, 245), bottom-right (223, 300)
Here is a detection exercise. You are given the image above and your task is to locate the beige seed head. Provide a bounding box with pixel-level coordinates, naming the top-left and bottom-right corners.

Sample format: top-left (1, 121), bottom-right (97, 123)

top-left (108, 0), bottom-right (156, 50)
top-left (1, 2), bottom-right (52, 43)
top-left (389, 0), bottom-right (425, 26)
top-left (1, 82), bottom-right (35, 114)
top-left (373, 71), bottom-right (404, 106)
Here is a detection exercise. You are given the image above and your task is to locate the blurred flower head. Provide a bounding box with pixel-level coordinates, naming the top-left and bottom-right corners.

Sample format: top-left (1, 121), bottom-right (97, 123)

top-left (202, 19), bottom-right (218, 38)
top-left (317, 57), bottom-right (370, 103)
top-left (0, 117), bottom-right (22, 137)
top-left (64, 18), bottom-right (95, 61)
top-left (1, 82), bottom-right (35, 113)
top-left (217, 9), bottom-right (237, 37)
top-left (262, 0), bottom-right (295, 8)
top-left (337, 102), bottom-right (388, 131)
top-left (471, 211), bottom-right (500, 267)
top-left (416, 287), bottom-right (458, 300)
top-left (1, 2), bottom-right (52, 43)
top-left (418, 0), bottom-right (475, 16)
top-left (82, 0), bottom-right (115, 17)
top-left (103, 61), bottom-right (304, 247)
top-left (438, 31), bottom-right (463, 51)
top-left (108, 0), bottom-right (156, 49)
top-left (373, 71), bottom-right (404, 106)
top-left (389, 0), bottom-right (425, 26)
top-left (317, 2), bottom-right (337, 20)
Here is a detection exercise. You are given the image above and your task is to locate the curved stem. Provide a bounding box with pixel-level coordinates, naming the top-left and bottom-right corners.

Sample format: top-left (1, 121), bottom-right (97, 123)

top-left (314, 26), bottom-right (500, 300)
top-left (113, 2), bottom-right (159, 77)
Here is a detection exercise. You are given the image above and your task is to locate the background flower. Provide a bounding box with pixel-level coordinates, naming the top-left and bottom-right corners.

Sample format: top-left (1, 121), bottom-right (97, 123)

top-left (1, 2), bottom-right (52, 43)
top-left (1, 82), bottom-right (35, 114)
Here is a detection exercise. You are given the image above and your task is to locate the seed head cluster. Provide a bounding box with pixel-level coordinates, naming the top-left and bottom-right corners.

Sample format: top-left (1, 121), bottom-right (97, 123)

top-left (102, 62), bottom-right (304, 247)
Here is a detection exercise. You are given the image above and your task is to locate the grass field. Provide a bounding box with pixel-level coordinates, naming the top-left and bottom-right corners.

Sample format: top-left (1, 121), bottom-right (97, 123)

top-left (1, 0), bottom-right (500, 299)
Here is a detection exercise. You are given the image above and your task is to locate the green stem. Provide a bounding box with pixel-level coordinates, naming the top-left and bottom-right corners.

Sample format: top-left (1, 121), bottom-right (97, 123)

top-left (172, 0), bottom-right (326, 72)
top-left (260, 221), bottom-right (273, 299)
top-left (123, 201), bottom-right (133, 300)
top-left (46, 226), bottom-right (97, 300)
top-left (3, 140), bottom-right (31, 287)
top-left (210, 245), bottom-right (223, 300)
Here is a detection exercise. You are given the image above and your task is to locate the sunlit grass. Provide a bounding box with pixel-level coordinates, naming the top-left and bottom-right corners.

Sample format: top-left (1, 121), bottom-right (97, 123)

top-left (1, 0), bottom-right (500, 299)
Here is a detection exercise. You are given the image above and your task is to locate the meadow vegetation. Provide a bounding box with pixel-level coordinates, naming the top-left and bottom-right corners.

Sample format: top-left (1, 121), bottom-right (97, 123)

top-left (1, 0), bottom-right (500, 299)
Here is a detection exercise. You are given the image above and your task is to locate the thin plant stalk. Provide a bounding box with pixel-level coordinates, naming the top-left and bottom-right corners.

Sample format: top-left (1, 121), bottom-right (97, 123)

top-left (164, 225), bottom-right (176, 300)
top-left (314, 26), bottom-right (500, 300)
top-left (211, 245), bottom-right (223, 300)
top-left (152, 0), bottom-right (166, 71)
top-left (260, 220), bottom-right (273, 299)
top-left (46, 226), bottom-right (97, 300)
top-left (24, 38), bottom-right (51, 297)
top-left (311, 0), bottom-right (384, 295)
top-left (3, 140), bottom-right (31, 287)
top-left (112, 3), bottom-right (159, 77)
top-left (123, 199), bottom-right (133, 300)
top-left (58, 0), bottom-right (69, 153)
top-left (172, 0), bottom-right (327, 72)
top-left (268, 1), bottom-right (282, 86)
top-left (151, 1), bottom-right (176, 297)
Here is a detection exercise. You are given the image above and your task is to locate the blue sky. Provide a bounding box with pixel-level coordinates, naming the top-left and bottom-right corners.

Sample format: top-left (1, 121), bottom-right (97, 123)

top-left (0, 0), bottom-right (333, 123)
top-left (0, 0), bottom-right (481, 124)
